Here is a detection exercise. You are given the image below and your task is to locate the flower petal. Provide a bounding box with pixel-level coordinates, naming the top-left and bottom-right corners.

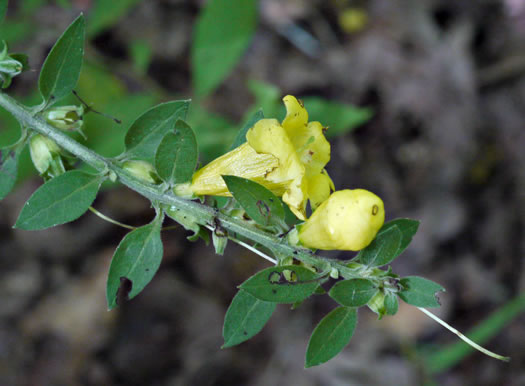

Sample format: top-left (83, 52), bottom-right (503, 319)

top-left (307, 170), bottom-right (334, 211)
top-left (191, 142), bottom-right (280, 196)
top-left (247, 119), bottom-right (307, 219)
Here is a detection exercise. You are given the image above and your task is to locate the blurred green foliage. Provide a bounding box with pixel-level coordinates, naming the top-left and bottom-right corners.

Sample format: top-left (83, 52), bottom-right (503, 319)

top-left (0, 0), bottom-right (372, 187)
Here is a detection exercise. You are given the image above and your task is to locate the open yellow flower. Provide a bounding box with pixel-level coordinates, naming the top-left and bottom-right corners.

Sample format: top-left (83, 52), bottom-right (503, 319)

top-left (297, 189), bottom-right (385, 251)
top-left (189, 95), bottom-right (333, 220)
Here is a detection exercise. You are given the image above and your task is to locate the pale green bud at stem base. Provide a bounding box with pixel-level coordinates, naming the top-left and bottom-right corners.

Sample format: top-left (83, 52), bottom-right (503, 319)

top-left (122, 160), bottom-right (160, 184)
top-left (30, 134), bottom-right (61, 175)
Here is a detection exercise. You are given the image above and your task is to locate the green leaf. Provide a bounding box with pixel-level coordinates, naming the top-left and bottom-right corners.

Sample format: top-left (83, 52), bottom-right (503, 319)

top-left (0, 0), bottom-right (7, 24)
top-left (155, 119), bottom-right (197, 185)
top-left (379, 218), bottom-right (419, 257)
top-left (222, 175), bottom-right (285, 228)
top-left (222, 289), bottom-right (276, 348)
top-left (124, 100), bottom-right (190, 162)
top-left (106, 220), bottom-right (163, 310)
top-left (0, 146), bottom-right (21, 200)
top-left (329, 278), bottom-right (378, 307)
top-left (305, 307), bottom-right (358, 368)
top-left (240, 265), bottom-right (319, 304)
top-left (38, 14), bottom-right (85, 104)
top-left (357, 225), bottom-right (403, 267)
top-left (192, 0), bottom-right (257, 97)
top-left (302, 97), bottom-right (373, 138)
top-left (87, 0), bottom-right (142, 38)
top-left (398, 276), bottom-right (445, 308)
top-left (229, 109), bottom-right (263, 150)
top-left (14, 170), bottom-right (102, 230)
top-left (384, 292), bottom-right (399, 315)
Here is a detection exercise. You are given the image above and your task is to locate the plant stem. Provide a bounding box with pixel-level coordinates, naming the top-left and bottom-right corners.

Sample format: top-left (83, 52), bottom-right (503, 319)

top-left (0, 91), bottom-right (328, 270)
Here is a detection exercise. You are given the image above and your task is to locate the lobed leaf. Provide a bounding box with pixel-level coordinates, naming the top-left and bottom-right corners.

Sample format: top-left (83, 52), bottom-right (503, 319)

top-left (192, 0), bottom-right (257, 97)
top-left (305, 307), bottom-right (358, 368)
top-left (222, 289), bottom-right (276, 348)
top-left (155, 119), bottom-right (198, 185)
top-left (357, 225), bottom-right (403, 267)
top-left (0, 146), bottom-right (21, 200)
top-left (329, 278), bottom-right (378, 307)
top-left (106, 221), bottom-right (163, 310)
top-left (240, 265), bottom-right (319, 304)
top-left (223, 175), bottom-right (285, 228)
top-left (38, 14), bottom-right (85, 104)
top-left (124, 100), bottom-right (190, 162)
top-left (14, 170), bottom-right (102, 230)
top-left (398, 276), bottom-right (445, 308)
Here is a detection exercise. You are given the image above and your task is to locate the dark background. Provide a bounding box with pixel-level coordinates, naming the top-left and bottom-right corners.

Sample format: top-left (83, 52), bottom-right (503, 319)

top-left (0, 0), bottom-right (524, 385)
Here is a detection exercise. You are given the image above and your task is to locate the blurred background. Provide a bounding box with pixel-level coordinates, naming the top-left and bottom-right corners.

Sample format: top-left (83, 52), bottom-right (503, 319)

top-left (1, 0), bottom-right (524, 385)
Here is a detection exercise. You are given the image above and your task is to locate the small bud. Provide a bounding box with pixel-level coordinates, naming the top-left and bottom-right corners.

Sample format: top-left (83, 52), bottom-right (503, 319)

top-left (173, 182), bottom-right (194, 198)
top-left (0, 58), bottom-right (23, 76)
top-left (29, 134), bottom-right (61, 175)
top-left (212, 232), bottom-right (228, 255)
top-left (367, 290), bottom-right (386, 319)
top-left (122, 160), bottom-right (160, 184)
top-left (44, 105), bottom-right (85, 136)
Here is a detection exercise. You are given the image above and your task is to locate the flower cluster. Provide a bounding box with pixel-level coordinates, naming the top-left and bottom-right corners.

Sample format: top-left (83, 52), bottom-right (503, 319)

top-left (187, 95), bottom-right (384, 251)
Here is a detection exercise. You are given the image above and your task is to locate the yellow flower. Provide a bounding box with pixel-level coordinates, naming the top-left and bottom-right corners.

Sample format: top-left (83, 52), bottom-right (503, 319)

top-left (189, 95), bottom-right (333, 220)
top-left (298, 189), bottom-right (385, 251)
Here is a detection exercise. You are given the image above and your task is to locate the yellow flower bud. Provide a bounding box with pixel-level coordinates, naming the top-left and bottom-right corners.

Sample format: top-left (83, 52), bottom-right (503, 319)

top-left (298, 189), bottom-right (385, 251)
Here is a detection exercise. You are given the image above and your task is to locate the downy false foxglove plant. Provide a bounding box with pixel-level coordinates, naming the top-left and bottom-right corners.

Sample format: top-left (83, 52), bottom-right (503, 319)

top-left (0, 12), bottom-right (509, 368)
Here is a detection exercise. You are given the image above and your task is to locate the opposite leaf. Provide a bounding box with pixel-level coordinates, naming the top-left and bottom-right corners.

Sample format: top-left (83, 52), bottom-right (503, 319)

top-left (0, 146), bottom-right (21, 200)
top-left (39, 14), bottom-right (85, 104)
top-left (398, 276), bottom-right (445, 308)
top-left (14, 170), bottom-right (102, 230)
top-left (240, 265), bottom-right (319, 304)
top-left (155, 119), bottom-right (197, 185)
top-left (223, 175), bottom-right (285, 228)
top-left (125, 100), bottom-right (190, 162)
top-left (357, 225), bottom-right (403, 267)
top-left (329, 278), bottom-right (378, 307)
top-left (222, 289), bottom-right (276, 348)
top-left (305, 307), bottom-right (358, 368)
top-left (106, 221), bottom-right (163, 310)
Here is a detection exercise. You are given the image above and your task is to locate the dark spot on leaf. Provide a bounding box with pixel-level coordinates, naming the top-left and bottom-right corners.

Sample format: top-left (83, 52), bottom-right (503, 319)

top-left (116, 276), bottom-right (133, 306)
top-left (293, 251), bottom-right (298, 255)
top-left (372, 205), bottom-right (379, 215)
top-left (243, 331), bottom-right (248, 336)
top-left (272, 289), bottom-right (277, 294)
top-left (256, 200), bottom-right (271, 222)
top-left (145, 268), bottom-right (150, 272)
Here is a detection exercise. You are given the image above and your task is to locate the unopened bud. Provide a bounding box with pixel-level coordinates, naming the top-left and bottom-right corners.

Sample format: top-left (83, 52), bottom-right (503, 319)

top-left (367, 290), bottom-right (386, 319)
top-left (29, 134), bottom-right (61, 175)
top-left (122, 160), bottom-right (160, 184)
top-left (44, 105), bottom-right (84, 133)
